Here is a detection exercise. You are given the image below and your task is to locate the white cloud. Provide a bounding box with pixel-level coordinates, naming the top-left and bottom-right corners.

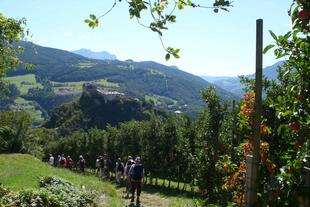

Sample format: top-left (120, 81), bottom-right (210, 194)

top-left (64, 32), bottom-right (73, 37)
top-left (79, 35), bottom-right (91, 40)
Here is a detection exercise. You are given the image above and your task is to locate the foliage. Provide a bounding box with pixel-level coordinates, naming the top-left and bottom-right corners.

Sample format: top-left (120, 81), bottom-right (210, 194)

top-left (0, 13), bottom-right (30, 78)
top-left (23, 79), bottom-right (75, 115)
top-left (220, 0), bottom-right (310, 206)
top-left (0, 177), bottom-right (95, 207)
top-left (0, 110), bottom-right (32, 154)
top-left (0, 81), bottom-right (20, 109)
top-left (0, 110), bottom-right (58, 158)
top-left (45, 90), bottom-right (169, 135)
top-left (257, 0), bottom-right (310, 205)
top-left (85, 0), bottom-right (232, 59)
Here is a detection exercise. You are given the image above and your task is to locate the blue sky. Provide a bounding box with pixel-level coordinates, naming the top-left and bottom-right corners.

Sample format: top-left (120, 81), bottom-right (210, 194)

top-left (0, 0), bottom-right (291, 76)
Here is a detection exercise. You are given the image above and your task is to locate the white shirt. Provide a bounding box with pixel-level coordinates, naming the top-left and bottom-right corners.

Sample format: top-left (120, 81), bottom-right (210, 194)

top-left (49, 156), bottom-right (54, 165)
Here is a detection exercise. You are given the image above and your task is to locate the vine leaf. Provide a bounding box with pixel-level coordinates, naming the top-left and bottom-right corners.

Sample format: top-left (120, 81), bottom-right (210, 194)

top-left (263, 44), bottom-right (275, 54)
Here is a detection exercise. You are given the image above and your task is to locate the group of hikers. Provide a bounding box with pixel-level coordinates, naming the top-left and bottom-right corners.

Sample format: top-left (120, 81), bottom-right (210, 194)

top-left (95, 155), bottom-right (144, 204)
top-left (48, 153), bottom-right (144, 204)
top-left (48, 154), bottom-right (86, 172)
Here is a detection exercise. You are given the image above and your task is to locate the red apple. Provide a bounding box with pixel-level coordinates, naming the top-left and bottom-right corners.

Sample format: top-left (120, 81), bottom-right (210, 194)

top-left (295, 139), bottom-right (303, 148)
top-left (298, 8), bottom-right (310, 21)
top-left (289, 122), bottom-right (300, 133)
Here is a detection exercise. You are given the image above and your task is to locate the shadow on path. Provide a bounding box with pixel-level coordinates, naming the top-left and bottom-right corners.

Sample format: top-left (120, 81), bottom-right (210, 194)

top-left (142, 184), bottom-right (200, 199)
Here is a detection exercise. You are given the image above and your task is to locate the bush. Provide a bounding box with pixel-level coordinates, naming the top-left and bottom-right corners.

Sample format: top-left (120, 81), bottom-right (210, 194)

top-left (0, 177), bottom-right (96, 207)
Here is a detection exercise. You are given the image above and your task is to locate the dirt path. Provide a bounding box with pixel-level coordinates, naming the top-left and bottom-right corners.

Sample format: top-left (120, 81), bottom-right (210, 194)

top-left (118, 188), bottom-right (171, 207)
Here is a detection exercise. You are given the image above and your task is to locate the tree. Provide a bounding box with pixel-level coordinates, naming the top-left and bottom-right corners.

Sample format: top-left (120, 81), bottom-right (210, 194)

top-left (222, 1), bottom-right (309, 205)
top-left (0, 82), bottom-right (20, 109)
top-left (0, 13), bottom-right (29, 79)
top-left (0, 111), bottom-right (32, 153)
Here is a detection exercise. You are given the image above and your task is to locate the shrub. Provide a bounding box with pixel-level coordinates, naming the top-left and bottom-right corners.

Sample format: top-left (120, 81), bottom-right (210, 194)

top-left (0, 177), bottom-right (96, 207)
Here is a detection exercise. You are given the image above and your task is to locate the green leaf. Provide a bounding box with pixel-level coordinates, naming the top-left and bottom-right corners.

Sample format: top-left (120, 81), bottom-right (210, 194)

top-left (90, 14), bottom-right (97, 20)
top-left (173, 53), bottom-right (180, 58)
top-left (177, 3), bottom-right (185, 10)
top-left (263, 44), bottom-right (275, 54)
top-left (165, 53), bottom-right (170, 61)
top-left (269, 30), bottom-right (278, 41)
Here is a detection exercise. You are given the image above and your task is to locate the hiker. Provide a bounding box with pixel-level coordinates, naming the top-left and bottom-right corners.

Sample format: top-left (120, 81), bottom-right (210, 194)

top-left (56, 155), bottom-right (61, 167)
top-left (124, 157), bottom-right (134, 198)
top-left (115, 158), bottom-right (124, 184)
top-left (95, 156), bottom-right (101, 175)
top-left (100, 154), bottom-right (108, 178)
top-left (66, 155), bottom-right (74, 170)
top-left (128, 157), bottom-right (144, 204)
top-left (78, 155), bottom-right (85, 172)
top-left (59, 154), bottom-right (67, 168)
top-left (124, 156), bottom-right (133, 172)
top-left (107, 156), bottom-right (113, 179)
top-left (49, 154), bottom-right (54, 166)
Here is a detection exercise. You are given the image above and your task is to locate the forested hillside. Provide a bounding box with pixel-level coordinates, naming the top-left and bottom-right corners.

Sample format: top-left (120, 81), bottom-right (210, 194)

top-left (6, 41), bottom-right (237, 119)
top-left (45, 91), bottom-right (169, 135)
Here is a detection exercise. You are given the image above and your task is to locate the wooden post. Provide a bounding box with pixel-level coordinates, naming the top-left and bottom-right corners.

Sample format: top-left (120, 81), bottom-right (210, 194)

top-left (245, 155), bottom-right (255, 205)
top-left (245, 19), bottom-right (263, 207)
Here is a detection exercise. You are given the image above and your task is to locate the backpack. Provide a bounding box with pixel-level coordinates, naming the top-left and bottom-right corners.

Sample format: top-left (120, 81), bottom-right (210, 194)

top-left (79, 159), bottom-right (85, 167)
top-left (60, 158), bottom-right (66, 165)
top-left (117, 162), bottom-right (124, 172)
top-left (131, 164), bottom-right (143, 180)
top-left (100, 158), bottom-right (105, 168)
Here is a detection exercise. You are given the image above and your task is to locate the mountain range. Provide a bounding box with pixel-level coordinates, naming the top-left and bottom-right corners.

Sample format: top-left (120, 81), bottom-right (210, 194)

top-left (72, 48), bottom-right (117, 60)
top-left (201, 61), bottom-right (284, 97)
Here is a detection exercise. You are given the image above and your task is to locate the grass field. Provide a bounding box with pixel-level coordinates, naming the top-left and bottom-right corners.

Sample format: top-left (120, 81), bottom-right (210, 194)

top-left (145, 95), bottom-right (178, 107)
top-left (10, 97), bottom-right (44, 124)
top-left (77, 61), bottom-right (97, 68)
top-left (0, 154), bottom-right (201, 207)
top-left (5, 74), bottom-right (43, 95)
top-left (6, 74), bottom-right (119, 96)
top-left (0, 154), bottom-right (122, 207)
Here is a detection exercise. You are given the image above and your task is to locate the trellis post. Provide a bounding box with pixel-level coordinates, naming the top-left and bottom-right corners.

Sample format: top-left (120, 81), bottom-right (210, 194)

top-left (245, 19), bottom-right (263, 207)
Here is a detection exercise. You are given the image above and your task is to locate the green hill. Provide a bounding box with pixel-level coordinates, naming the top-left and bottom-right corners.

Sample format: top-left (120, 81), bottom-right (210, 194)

top-left (45, 91), bottom-right (168, 135)
top-left (0, 154), bottom-right (200, 207)
top-left (0, 153), bottom-right (121, 206)
top-left (7, 42), bottom-right (237, 118)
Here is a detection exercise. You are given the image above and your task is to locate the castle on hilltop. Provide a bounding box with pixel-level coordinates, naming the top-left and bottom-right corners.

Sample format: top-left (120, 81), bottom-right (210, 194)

top-left (82, 82), bottom-right (125, 102)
